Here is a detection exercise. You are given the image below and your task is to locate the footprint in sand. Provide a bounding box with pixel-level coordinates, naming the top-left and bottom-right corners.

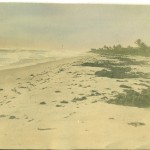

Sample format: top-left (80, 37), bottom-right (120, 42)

top-left (16, 78), bottom-right (21, 80)
top-left (64, 112), bottom-right (76, 118)
top-left (11, 88), bottom-right (21, 95)
top-left (40, 101), bottom-right (47, 105)
top-left (91, 100), bottom-right (98, 103)
top-left (42, 87), bottom-right (47, 90)
top-left (11, 97), bottom-right (16, 99)
top-left (0, 114), bottom-right (6, 118)
top-left (9, 115), bottom-right (18, 119)
top-left (109, 117), bottom-right (114, 120)
top-left (28, 119), bottom-right (34, 122)
top-left (52, 100), bottom-right (56, 102)
top-left (24, 115), bottom-right (29, 119)
top-left (6, 101), bottom-right (11, 104)
top-left (60, 100), bottom-right (69, 104)
top-left (55, 90), bottom-right (61, 93)
top-left (56, 104), bottom-right (63, 107)
top-left (69, 112), bottom-right (76, 115)
top-left (37, 128), bottom-right (56, 131)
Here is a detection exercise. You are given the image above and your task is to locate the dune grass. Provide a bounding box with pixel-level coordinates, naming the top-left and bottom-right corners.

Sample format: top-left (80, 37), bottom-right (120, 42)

top-left (72, 96), bottom-right (87, 103)
top-left (81, 40), bottom-right (150, 107)
top-left (107, 87), bottom-right (150, 108)
top-left (95, 67), bottom-right (149, 79)
top-left (81, 53), bottom-right (149, 79)
top-left (90, 46), bottom-right (150, 57)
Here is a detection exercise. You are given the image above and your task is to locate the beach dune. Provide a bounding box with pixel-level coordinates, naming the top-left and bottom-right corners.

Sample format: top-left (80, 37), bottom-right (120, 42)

top-left (0, 52), bottom-right (150, 149)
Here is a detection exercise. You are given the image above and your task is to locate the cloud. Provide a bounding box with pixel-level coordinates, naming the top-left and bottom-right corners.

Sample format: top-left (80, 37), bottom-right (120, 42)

top-left (0, 4), bottom-right (150, 50)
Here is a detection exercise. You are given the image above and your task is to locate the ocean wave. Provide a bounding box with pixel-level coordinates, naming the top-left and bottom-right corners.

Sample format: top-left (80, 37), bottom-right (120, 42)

top-left (0, 49), bottom-right (83, 70)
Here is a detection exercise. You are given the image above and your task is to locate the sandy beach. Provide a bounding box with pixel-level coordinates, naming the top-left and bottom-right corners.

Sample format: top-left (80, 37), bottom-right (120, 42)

top-left (0, 52), bottom-right (149, 149)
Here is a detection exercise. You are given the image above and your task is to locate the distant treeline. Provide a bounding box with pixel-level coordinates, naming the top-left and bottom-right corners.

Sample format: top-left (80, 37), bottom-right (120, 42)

top-left (90, 39), bottom-right (150, 56)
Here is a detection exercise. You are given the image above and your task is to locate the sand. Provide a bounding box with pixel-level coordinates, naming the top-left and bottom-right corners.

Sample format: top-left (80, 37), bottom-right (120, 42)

top-left (0, 52), bottom-right (150, 149)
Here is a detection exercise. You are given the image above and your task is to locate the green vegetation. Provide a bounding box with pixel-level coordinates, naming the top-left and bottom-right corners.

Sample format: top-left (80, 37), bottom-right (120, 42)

top-left (107, 87), bottom-right (150, 108)
top-left (81, 58), bottom-right (146, 68)
top-left (0, 114), bottom-right (6, 118)
top-left (56, 104), bottom-right (62, 107)
top-left (81, 45), bottom-right (149, 79)
top-left (60, 100), bottom-right (69, 104)
top-left (90, 39), bottom-right (150, 57)
top-left (72, 96), bottom-right (87, 103)
top-left (128, 122), bottom-right (145, 127)
top-left (89, 90), bottom-right (101, 96)
top-left (80, 39), bottom-right (150, 108)
top-left (119, 84), bottom-right (132, 89)
top-left (81, 58), bottom-right (149, 79)
top-left (95, 67), bottom-right (149, 79)
top-left (9, 116), bottom-right (16, 119)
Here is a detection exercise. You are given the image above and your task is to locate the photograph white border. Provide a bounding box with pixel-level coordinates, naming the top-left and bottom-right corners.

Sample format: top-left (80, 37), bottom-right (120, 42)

top-left (0, 0), bottom-right (149, 4)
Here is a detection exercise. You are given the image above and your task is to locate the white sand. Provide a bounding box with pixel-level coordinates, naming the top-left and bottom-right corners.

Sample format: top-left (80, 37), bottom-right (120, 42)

top-left (0, 52), bottom-right (150, 149)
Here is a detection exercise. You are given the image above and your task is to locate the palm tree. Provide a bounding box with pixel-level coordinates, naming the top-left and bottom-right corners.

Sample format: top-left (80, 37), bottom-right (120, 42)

top-left (135, 39), bottom-right (147, 50)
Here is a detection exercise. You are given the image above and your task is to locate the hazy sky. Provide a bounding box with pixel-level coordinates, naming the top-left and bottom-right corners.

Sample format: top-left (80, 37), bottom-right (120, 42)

top-left (0, 3), bottom-right (150, 51)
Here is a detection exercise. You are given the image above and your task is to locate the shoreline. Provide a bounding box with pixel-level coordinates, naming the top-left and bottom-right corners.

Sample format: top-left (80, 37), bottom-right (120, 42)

top-left (0, 56), bottom-right (74, 72)
top-left (0, 49), bottom-right (87, 72)
top-left (0, 53), bottom-right (87, 78)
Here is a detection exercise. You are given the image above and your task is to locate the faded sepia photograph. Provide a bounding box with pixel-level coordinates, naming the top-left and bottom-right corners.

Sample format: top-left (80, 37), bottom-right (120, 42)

top-left (0, 2), bottom-right (150, 149)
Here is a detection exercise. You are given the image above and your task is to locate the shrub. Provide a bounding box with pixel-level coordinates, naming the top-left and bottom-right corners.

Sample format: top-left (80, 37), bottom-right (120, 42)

top-left (107, 87), bottom-right (150, 108)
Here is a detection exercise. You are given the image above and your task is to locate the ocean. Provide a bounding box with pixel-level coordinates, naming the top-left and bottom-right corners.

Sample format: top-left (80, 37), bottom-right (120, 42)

top-left (0, 49), bottom-right (82, 70)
